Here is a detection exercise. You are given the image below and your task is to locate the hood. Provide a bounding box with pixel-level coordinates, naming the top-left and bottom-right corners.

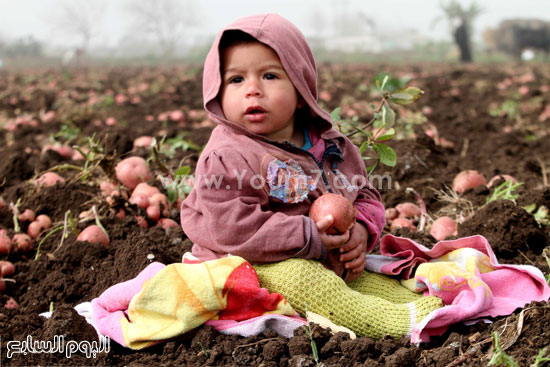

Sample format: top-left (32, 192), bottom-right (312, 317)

top-left (202, 13), bottom-right (333, 136)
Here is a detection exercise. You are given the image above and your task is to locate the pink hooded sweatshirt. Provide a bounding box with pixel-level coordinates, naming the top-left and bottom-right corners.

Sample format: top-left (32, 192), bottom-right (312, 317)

top-left (180, 14), bottom-right (386, 280)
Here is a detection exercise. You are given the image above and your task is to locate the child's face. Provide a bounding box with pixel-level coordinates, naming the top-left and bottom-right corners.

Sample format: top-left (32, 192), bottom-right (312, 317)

top-left (220, 41), bottom-right (302, 143)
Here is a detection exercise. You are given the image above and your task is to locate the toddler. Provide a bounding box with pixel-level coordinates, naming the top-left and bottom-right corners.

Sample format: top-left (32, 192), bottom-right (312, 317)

top-left (181, 13), bottom-right (441, 339)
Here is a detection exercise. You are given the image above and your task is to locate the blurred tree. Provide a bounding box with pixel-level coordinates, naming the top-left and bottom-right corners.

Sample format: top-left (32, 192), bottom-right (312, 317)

top-left (52, 0), bottom-right (107, 52)
top-left (433, 1), bottom-right (483, 62)
top-left (126, 0), bottom-right (198, 59)
top-left (5, 36), bottom-right (44, 58)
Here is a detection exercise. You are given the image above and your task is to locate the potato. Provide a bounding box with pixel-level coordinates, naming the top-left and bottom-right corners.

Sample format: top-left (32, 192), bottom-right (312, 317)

top-left (146, 205), bottom-right (161, 221)
top-left (77, 225), bottom-right (110, 247)
top-left (452, 170), bottom-right (487, 194)
top-left (0, 260), bottom-right (15, 276)
top-left (395, 202), bottom-right (421, 219)
top-left (429, 216), bottom-right (458, 241)
top-left (115, 157), bottom-right (152, 190)
top-left (158, 218), bottom-right (180, 229)
top-left (35, 214), bottom-right (52, 229)
top-left (0, 230), bottom-right (13, 255)
top-left (27, 221), bottom-right (43, 239)
top-left (35, 172), bottom-right (65, 191)
top-left (133, 136), bottom-right (153, 149)
top-left (17, 208), bottom-right (36, 223)
top-left (390, 217), bottom-right (417, 232)
top-left (13, 233), bottom-right (32, 252)
top-left (309, 193), bottom-right (356, 234)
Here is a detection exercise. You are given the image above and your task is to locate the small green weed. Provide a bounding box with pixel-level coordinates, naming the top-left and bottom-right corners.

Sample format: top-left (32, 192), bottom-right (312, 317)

top-left (486, 180), bottom-right (523, 205)
top-left (488, 331), bottom-right (518, 367)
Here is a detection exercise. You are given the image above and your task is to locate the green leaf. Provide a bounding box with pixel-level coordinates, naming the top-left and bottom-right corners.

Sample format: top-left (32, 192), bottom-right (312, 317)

top-left (382, 105), bottom-right (395, 128)
top-left (359, 141), bottom-right (370, 154)
top-left (373, 118), bottom-right (384, 129)
top-left (389, 87), bottom-right (424, 105)
top-left (523, 203), bottom-right (536, 214)
top-left (373, 143), bottom-right (397, 167)
top-left (380, 75), bottom-right (389, 91)
top-left (174, 165), bottom-right (191, 177)
top-left (331, 107), bottom-right (342, 122)
top-left (376, 128), bottom-right (395, 141)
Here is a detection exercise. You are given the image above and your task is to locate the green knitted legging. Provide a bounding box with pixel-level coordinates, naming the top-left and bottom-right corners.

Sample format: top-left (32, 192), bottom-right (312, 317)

top-left (253, 259), bottom-right (442, 339)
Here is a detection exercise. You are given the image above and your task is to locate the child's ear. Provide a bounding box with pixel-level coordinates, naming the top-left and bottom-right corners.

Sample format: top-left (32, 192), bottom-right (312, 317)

top-left (297, 96), bottom-right (306, 109)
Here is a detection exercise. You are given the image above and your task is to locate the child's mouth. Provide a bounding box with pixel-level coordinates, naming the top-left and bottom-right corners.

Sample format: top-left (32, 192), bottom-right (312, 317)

top-left (245, 106), bottom-right (267, 122)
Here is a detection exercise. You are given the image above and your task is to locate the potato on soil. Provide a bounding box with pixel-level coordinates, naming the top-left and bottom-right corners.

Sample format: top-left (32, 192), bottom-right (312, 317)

top-left (115, 156), bottom-right (152, 190)
top-left (429, 216), bottom-right (458, 241)
top-left (77, 225), bottom-right (110, 247)
top-left (452, 170), bottom-right (487, 194)
top-left (12, 233), bottom-right (32, 252)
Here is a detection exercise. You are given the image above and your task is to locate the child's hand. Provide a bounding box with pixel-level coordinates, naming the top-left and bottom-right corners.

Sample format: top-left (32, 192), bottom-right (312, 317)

top-left (315, 215), bottom-right (350, 251)
top-left (339, 222), bottom-right (369, 274)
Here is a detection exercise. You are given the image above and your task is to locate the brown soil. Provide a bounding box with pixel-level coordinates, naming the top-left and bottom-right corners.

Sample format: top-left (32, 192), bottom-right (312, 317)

top-left (1, 62), bottom-right (549, 366)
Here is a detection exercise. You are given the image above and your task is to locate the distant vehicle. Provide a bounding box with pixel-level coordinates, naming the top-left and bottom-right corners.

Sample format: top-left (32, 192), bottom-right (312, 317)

top-left (483, 18), bottom-right (550, 59)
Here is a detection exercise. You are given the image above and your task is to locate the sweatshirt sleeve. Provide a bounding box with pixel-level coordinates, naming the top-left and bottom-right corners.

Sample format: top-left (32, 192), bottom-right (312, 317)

top-left (349, 146), bottom-right (386, 252)
top-left (354, 182), bottom-right (386, 252)
top-left (180, 149), bottom-right (326, 263)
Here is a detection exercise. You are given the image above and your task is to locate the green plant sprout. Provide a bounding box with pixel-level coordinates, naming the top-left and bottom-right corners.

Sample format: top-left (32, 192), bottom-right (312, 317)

top-left (35, 210), bottom-right (78, 260)
top-left (303, 305), bottom-right (320, 367)
top-left (486, 180), bottom-right (523, 205)
top-left (47, 135), bottom-right (109, 183)
top-left (9, 198), bottom-right (22, 232)
top-left (488, 331), bottom-right (518, 367)
top-left (332, 73), bottom-right (423, 174)
top-left (161, 134), bottom-right (201, 159)
top-left (164, 166), bottom-right (194, 205)
top-left (489, 100), bottom-right (521, 123)
top-left (523, 204), bottom-right (550, 227)
top-left (197, 341), bottom-right (209, 358)
top-left (531, 347), bottom-right (550, 367)
top-left (52, 122), bottom-right (81, 144)
top-left (542, 247), bottom-right (550, 286)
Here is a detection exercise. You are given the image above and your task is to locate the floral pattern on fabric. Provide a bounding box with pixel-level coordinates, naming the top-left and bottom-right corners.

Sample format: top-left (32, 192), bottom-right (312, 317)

top-left (267, 158), bottom-right (316, 203)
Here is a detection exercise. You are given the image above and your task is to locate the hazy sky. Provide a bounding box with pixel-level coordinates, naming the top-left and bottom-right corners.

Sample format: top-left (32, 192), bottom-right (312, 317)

top-left (0, 0), bottom-right (549, 49)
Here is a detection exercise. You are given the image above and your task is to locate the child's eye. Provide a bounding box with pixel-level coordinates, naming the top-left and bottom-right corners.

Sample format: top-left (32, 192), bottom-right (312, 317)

top-left (228, 76), bottom-right (243, 84)
top-left (264, 73), bottom-right (278, 80)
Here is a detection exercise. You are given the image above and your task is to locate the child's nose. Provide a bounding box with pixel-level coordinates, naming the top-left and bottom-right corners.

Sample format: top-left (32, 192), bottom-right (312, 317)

top-left (245, 80), bottom-right (262, 97)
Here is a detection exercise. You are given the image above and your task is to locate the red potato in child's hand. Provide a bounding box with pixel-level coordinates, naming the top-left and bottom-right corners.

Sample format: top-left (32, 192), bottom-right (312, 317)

top-left (13, 233), bottom-right (32, 252)
top-left (115, 156), bottom-right (152, 190)
top-left (390, 217), bottom-right (417, 232)
top-left (452, 170), bottom-right (487, 194)
top-left (77, 225), bottom-right (110, 247)
top-left (0, 230), bottom-right (13, 255)
top-left (429, 216), bottom-right (458, 241)
top-left (309, 193), bottom-right (356, 234)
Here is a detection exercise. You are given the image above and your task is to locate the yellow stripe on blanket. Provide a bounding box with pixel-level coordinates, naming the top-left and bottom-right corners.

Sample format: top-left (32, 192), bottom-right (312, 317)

top-left (119, 256), bottom-right (291, 350)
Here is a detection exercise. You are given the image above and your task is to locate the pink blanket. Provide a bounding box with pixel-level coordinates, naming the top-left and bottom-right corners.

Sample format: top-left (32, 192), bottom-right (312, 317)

top-left (377, 234), bottom-right (550, 343)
